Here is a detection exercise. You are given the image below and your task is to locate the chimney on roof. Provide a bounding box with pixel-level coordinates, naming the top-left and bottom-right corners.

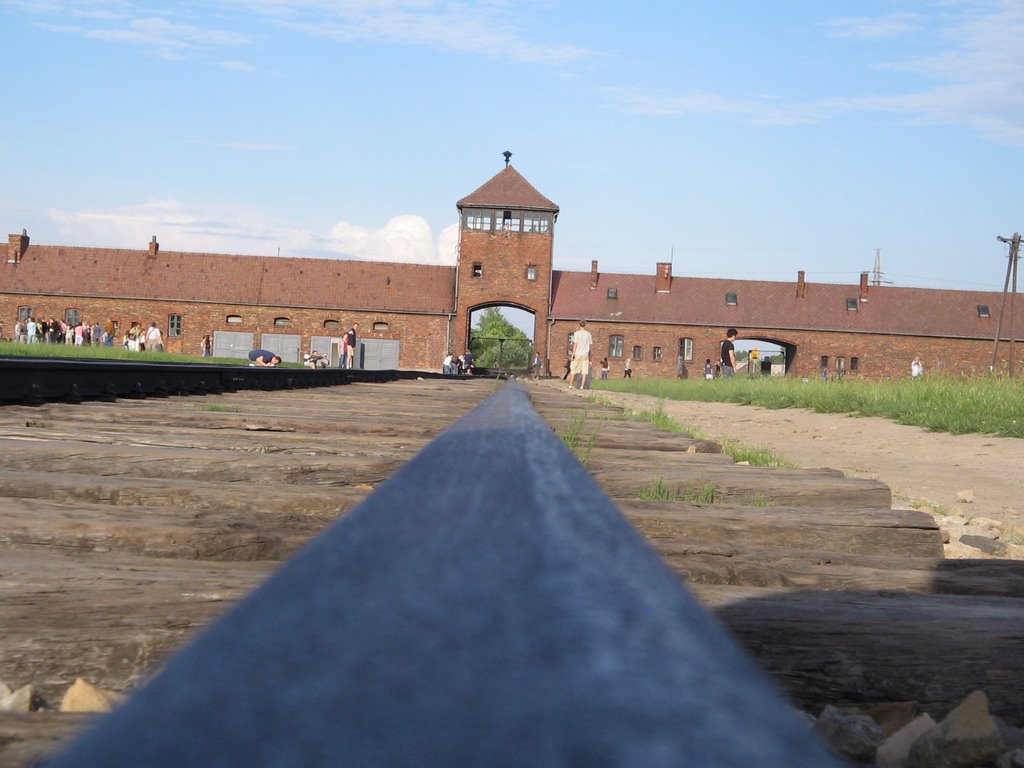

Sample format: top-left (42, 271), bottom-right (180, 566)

top-left (7, 229), bottom-right (28, 263)
top-left (148, 236), bottom-right (159, 256)
top-left (655, 262), bottom-right (672, 293)
top-left (590, 260), bottom-right (599, 289)
top-left (796, 270), bottom-right (806, 299)
top-left (859, 271), bottom-right (869, 302)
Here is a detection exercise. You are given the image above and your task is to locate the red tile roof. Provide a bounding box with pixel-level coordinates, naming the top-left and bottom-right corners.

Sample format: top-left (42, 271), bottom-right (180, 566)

top-left (0, 245), bottom-right (455, 314)
top-left (550, 270), bottom-right (1020, 340)
top-left (457, 166), bottom-right (559, 211)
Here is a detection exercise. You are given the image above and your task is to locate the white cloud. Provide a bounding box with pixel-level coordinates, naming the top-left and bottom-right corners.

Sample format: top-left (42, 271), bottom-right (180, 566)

top-left (602, 86), bottom-right (824, 126)
top-left (823, 14), bottom-right (925, 39)
top-left (8, 0), bottom-right (601, 67)
top-left (605, 2), bottom-right (1024, 145)
top-left (221, 59), bottom-right (256, 71)
top-left (39, 200), bottom-right (457, 265)
top-left (327, 214), bottom-right (456, 264)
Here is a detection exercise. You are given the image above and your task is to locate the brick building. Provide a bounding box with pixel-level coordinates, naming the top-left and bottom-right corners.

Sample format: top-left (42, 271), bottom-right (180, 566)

top-left (2, 163), bottom-right (1021, 378)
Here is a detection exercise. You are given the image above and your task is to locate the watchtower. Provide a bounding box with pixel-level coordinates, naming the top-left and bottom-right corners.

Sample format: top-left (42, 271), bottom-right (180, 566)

top-left (454, 155), bottom-right (559, 368)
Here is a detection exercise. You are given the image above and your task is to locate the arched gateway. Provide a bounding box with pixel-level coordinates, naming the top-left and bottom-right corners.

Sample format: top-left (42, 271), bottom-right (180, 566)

top-left (453, 162), bottom-right (558, 374)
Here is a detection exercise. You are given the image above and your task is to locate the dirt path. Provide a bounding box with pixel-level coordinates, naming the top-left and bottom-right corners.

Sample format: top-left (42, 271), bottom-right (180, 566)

top-left (542, 382), bottom-right (1024, 542)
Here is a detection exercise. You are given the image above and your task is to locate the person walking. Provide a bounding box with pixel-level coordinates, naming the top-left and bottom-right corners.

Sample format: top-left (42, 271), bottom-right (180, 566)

top-left (720, 328), bottom-right (738, 377)
top-left (568, 320), bottom-right (592, 390)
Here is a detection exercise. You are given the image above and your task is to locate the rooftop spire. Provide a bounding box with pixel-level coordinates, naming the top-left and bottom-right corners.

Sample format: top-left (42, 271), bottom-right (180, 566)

top-left (503, 150), bottom-right (512, 168)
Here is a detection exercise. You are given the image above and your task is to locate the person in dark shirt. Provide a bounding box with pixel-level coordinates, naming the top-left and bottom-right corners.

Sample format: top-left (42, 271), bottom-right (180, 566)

top-left (720, 328), bottom-right (738, 377)
top-left (248, 349), bottom-right (281, 367)
top-left (344, 323), bottom-right (359, 369)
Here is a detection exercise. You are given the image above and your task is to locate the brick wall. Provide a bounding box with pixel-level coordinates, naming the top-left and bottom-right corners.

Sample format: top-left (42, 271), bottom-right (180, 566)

top-left (550, 319), bottom-right (1024, 380)
top-left (0, 294), bottom-right (452, 370)
top-left (455, 228), bottom-right (553, 365)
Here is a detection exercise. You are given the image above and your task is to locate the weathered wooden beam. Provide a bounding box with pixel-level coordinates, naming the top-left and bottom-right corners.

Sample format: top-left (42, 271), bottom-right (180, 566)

top-left (48, 380), bottom-right (840, 767)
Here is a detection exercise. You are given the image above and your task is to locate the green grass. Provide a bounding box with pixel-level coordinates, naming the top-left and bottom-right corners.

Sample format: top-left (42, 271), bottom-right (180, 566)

top-left (603, 397), bottom-right (794, 467)
top-left (557, 408), bottom-right (597, 466)
top-left (637, 478), bottom-right (717, 503)
top-left (0, 341), bottom-right (302, 367)
top-left (593, 375), bottom-right (1024, 438)
top-left (636, 478), bottom-right (773, 507)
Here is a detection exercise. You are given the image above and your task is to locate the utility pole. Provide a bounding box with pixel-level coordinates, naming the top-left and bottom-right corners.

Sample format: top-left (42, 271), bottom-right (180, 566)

top-left (991, 233), bottom-right (1021, 377)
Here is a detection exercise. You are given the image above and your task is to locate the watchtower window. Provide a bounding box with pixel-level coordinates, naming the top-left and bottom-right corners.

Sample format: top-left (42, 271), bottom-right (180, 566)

top-left (522, 211), bottom-right (550, 233)
top-left (465, 209), bottom-right (492, 231)
top-left (500, 210), bottom-right (520, 232)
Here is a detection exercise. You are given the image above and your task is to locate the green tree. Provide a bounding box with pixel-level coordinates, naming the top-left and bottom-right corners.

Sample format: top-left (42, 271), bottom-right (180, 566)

top-left (470, 307), bottom-right (531, 368)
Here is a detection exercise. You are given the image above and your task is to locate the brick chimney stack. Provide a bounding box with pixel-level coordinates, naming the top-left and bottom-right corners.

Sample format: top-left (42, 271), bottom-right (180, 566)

top-left (859, 271), bottom-right (869, 302)
top-left (148, 236), bottom-right (159, 256)
top-left (590, 260), bottom-right (599, 289)
top-left (7, 229), bottom-right (29, 263)
top-left (796, 270), bottom-right (806, 299)
top-left (655, 262), bottom-right (672, 293)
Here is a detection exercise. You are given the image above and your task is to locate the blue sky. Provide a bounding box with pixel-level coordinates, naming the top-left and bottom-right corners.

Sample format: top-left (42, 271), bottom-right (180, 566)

top-left (2, 0), bottom-right (1023, 293)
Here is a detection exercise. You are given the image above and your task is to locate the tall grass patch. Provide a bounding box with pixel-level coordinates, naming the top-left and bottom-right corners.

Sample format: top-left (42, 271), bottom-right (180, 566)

top-left (594, 375), bottom-right (1024, 438)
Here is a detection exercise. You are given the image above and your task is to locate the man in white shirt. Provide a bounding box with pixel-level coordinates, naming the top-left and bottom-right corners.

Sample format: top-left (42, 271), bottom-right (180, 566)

top-left (146, 322), bottom-right (164, 352)
top-left (569, 320), bottom-right (593, 390)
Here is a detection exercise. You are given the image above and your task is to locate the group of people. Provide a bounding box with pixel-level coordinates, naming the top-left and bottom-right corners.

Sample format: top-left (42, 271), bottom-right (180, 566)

top-left (247, 323), bottom-right (358, 369)
top-left (5, 316), bottom-right (166, 351)
top-left (561, 321), bottom-right (643, 387)
top-left (442, 350), bottom-right (475, 376)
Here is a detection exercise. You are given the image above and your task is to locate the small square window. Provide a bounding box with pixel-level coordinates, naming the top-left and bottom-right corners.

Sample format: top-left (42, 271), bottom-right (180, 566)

top-left (372, 321), bottom-right (389, 332)
top-left (526, 265), bottom-right (538, 281)
top-left (226, 314), bottom-right (243, 324)
top-left (168, 314), bottom-right (182, 338)
top-left (978, 304), bottom-right (991, 318)
top-left (632, 345), bottom-right (643, 361)
top-left (846, 298), bottom-right (858, 311)
top-left (850, 356), bottom-right (860, 372)
top-left (274, 317), bottom-right (291, 327)
top-left (725, 292), bottom-right (738, 306)
top-left (472, 263), bottom-right (483, 278)
top-left (652, 346), bottom-right (662, 361)
top-left (607, 287), bottom-right (618, 299)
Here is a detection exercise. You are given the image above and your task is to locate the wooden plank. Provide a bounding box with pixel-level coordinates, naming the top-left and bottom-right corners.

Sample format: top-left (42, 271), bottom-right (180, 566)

top-left (592, 464), bottom-right (892, 508)
top-left (692, 584), bottom-right (1024, 722)
top-left (620, 500), bottom-right (942, 558)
